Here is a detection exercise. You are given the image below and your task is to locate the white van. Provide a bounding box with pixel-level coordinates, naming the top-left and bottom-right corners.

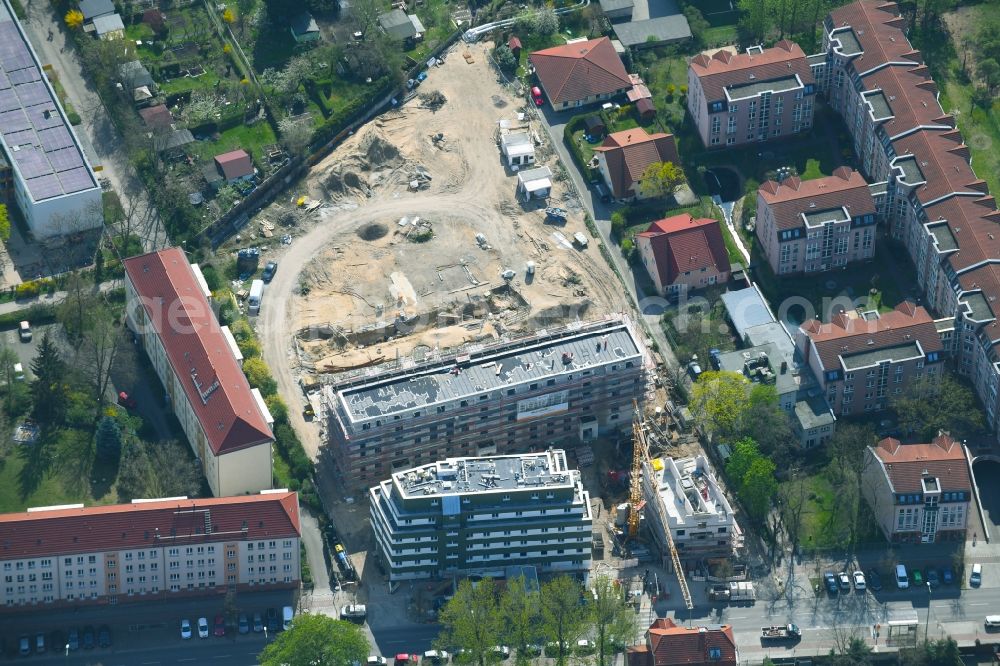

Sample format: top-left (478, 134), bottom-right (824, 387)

top-left (247, 279), bottom-right (265, 316)
top-left (896, 564), bottom-right (909, 589)
top-left (986, 615), bottom-right (1000, 629)
top-left (282, 605), bottom-right (294, 631)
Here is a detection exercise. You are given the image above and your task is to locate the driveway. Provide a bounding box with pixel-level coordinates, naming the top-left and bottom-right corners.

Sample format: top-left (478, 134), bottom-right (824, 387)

top-left (21, 4), bottom-right (165, 251)
top-left (535, 105), bottom-right (679, 371)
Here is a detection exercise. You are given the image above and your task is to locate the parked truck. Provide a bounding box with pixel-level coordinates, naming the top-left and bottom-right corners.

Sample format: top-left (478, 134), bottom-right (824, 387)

top-left (573, 232), bottom-right (589, 249)
top-left (761, 624), bottom-right (800, 641)
top-left (728, 581), bottom-right (756, 603)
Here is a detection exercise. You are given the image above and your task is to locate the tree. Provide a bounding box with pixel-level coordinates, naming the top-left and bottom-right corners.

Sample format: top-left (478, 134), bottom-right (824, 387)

top-left (95, 416), bottom-right (122, 462)
top-left (0, 344), bottom-right (21, 416)
top-left (501, 575), bottom-right (542, 665)
top-left (690, 370), bottom-right (751, 439)
top-left (534, 8), bottom-right (558, 35)
top-left (243, 357), bottom-right (277, 396)
top-left (899, 638), bottom-right (962, 666)
top-left (638, 161), bottom-right (684, 200)
top-left (737, 0), bottom-right (772, 43)
top-left (978, 59), bottom-right (1000, 94)
top-left (30, 331), bottom-right (67, 427)
top-left (0, 203), bottom-right (10, 242)
top-left (590, 575), bottom-right (634, 666)
top-left (82, 305), bottom-right (123, 415)
top-left (259, 614), bottom-right (369, 666)
top-left (117, 440), bottom-right (202, 502)
top-left (540, 576), bottom-right (590, 666)
top-left (278, 116), bottom-right (314, 156)
top-left (438, 578), bottom-right (502, 666)
top-left (222, 7), bottom-right (236, 24)
top-left (725, 437), bottom-right (760, 485)
top-left (493, 44), bottom-right (517, 72)
top-left (741, 456), bottom-right (778, 520)
top-left (65, 9), bottom-right (84, 28)
top-left (892, 373), bottom-right (983, 441)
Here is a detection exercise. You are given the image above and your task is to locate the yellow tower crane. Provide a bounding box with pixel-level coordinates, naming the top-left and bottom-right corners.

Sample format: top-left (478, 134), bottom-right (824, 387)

top-left (628, 404), bottom-right (693, 610)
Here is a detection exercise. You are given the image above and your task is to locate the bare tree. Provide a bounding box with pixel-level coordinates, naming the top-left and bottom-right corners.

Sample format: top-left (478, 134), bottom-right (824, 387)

top-left (81, 304), bottom-right (124, 415)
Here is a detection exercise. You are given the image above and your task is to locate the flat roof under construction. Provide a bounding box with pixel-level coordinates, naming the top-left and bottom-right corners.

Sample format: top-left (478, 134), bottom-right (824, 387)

top-left (335, 319), bottom-right (643, 422)
top-left (393, 450), bottom-right (575, 499)
top-left (0, 0), bottom-right (97, 202)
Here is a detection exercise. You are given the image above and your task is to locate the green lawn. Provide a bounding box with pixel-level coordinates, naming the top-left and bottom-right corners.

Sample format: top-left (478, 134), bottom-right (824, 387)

top-left (188, 121), bottom-right (278, 164)
top-left (702, 24), bottom-right (739, 46)
top-left (783, 470), bottom-right (884, 553)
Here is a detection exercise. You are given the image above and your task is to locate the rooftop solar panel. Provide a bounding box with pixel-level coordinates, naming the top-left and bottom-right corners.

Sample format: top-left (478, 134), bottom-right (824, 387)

top-left (37, 126), bottom-right (72, 152)
top-left (15, 81), bottom-right (49, 107)
top-left (0, 6), bottom-right (97, 203)
top-left (57, 167), bottom-right (95, 194)
top-left (25, 173), bottom-right (63, 200)
top-left (26, 104), bottom-right (61, 130)
top-left (13, 146), bottom-right (53, 179)
top-left (7, 66), bottom-right (38, 85)
top-left (0, 108), bottom-right (30, 133)
top-left (46, 146), bottom-right (84, 172)
top-left (0, 87), bottom-right (19, 112)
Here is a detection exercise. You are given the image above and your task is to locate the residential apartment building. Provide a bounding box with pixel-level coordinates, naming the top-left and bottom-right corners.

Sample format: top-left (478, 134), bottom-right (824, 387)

top-left (796, 302), bottom-right (944, 417)
top-left (686, 40), bottom-right (816, 149)
top-left (626, 619), bottom-right (738, 666)
top-left (641, 455), bottom-right (740, 563)
top-left (635, 213), bottom-right (731, 297)
top-left (862, 434), bottom-right (973, 544)
top-left (324, 316), bottom-right (649, 491)
top-left (755, 167), bottom-right (879, 275)
top-left (817, 0), bottom-right (1000, 438)
top-left (124, 248), bottom-right (275, 497)
top-left (369, 450), bottom-right (592, 580)
top-left (0, 491), bottom-right (301, 611)
top-left (0, 0), bottom-right (103, 238)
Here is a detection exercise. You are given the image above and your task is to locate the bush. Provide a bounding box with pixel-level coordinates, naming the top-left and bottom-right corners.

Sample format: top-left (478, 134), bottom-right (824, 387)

top-left (610, 210), bottom-right (627, 238)
top-left (562, 114), bottom-right (593, 177)
top-left (243, 357), bottom-right (278, 396)
top-left (67, 111), bottom-right (82, 126)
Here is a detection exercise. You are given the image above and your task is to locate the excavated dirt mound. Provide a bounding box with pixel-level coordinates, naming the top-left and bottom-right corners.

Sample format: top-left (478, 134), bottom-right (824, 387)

top-left (357, 222), bottom-right (388, 241)
top-left (359, 132), bottom-right (402, 169)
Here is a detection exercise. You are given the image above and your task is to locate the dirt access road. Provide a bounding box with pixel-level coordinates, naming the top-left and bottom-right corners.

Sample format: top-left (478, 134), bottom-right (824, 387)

top-left (257, 42), bottom-right (628, 461)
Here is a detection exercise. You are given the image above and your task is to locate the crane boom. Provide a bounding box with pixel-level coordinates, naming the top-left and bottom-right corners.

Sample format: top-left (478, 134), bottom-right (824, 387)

top-left (629, 406), bottom-right (693, 610)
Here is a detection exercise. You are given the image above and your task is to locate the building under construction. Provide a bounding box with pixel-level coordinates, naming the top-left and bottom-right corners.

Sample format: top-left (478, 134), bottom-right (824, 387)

top-left (323, 316), bottom-right (649, 490)
top-left (641, 454), bottom-right (742, 563)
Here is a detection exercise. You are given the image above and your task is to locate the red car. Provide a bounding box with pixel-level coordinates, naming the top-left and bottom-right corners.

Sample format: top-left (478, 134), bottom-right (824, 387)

top-left (213, 615), bottom-right (226, 637)
top-left (117, 391), bottom-right (137, 409)
top-left (531, 86), bottom-right (544, 106)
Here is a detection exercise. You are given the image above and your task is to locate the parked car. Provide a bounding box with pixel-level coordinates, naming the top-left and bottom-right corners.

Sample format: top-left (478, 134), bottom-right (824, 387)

top-left (98, 625), bottom-right (112, 648)
top-left (82, 625), bottom-right (95, 650)
top-left (493, 646), bottom-right (511, 659)
top-left (197, 617), bottom-right (209, 639)
top-left (18, 636), bottom-right (29, 656)
top-left (68, 627), bottom-right (80, 651)
top-left (238, 614), bottom-right (249, 634)
top-left (423, 650), bottom-right (449, 664)
top-left (837, 572), bottom-right (851, 592)
top-left (213, 615), bottom-right (226, 637)
top-left (824, 572), bottom-right (838, 594)
top-left (971, 563), bottom-right (982, 587)
top-left (575, 640), bottom-right (594, 655)
top-left (913, 569), bottom-right (923, 586)
top-left (117, 391), bottom-right (137, 409)
top-left (180, 619), bottom-right (192, 640)
top-left (866, 569), bottom-right (883, 592)
top-left (943, 566), bottom-right (954, 585)
top-left (18, 320), bottom-right (31, 342)
top-left (852, 571), bottom-right (866, 591)
top-left (368, 657), bottom-right (388, 666)
top-left (927, 569), bottom-right (940, 587)
top-left (252, 613), bottom-right (264, 633)
top-left (266, 608), bottom-right (279, 632)
top-left (531, 86), bottom-right (544, 106)
top-left (986, 615), bottom-right (1000, 629)
top-left (262, 261), bottom-right (278, 283)
top-left (35, 632), bottom-right (45, 654)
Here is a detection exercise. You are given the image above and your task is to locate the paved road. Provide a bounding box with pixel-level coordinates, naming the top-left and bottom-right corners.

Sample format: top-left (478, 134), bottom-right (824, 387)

top-left (20, 3), bottom-right (165, 251)
top-left (533, 106), bottom-right (679, 372)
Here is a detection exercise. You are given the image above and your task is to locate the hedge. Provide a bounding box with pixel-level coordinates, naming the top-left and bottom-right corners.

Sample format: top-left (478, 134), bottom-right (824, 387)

top-left (310, 77), bottom-right (393, 151)
top-left (562, 113), bottom-right (591, 177)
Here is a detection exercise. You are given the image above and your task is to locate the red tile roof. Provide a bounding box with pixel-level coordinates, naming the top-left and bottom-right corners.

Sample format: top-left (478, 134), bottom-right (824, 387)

top-left (891, 129), bottom-right (979, 205)
top-left (124, 248), bottom-right (273, 456)
top-left (923, 196), bottom-right (1000, 274)
top-left (689, 40), bottom-right (815, 104)
top-left (508, 36), bottom-right (522, 50)
top-left (214, 149), bottom-right (254, 181)
top-left (800, 302), bottom-right (943, 371)
top-left (758, 167), bottom-right (874, 231)
top-left (827, 0), bottom-right (920, 73)
top-left (873, 435), bottom-right (971, 493)
top-left (861, 63), bottom-right (952, 138)
top-left (626, 618), bottom-right (737, 666)
top-left (636, 213), bottom-right (730, 287)
top-left (594, 128), bottom-right (679, 199)
top-left (529, 38), bottom-right (630, 105)
top-left (0, 492), bottom-right (300, 560)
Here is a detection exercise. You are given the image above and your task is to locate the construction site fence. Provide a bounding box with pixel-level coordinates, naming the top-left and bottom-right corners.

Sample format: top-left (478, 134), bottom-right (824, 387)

top-left (201, 28), bottom-right (464, 249)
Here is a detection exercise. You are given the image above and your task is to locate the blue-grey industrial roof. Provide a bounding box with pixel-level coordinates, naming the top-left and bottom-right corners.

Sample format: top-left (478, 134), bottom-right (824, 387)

top-left (394, 451), bottom-right (575, 498)
top-left (721, 286), bottom-right (775, 338)
top-left (0, 2), bottom-right (97, 202)
top-left (337, 320), bottom-right (642, 422)
top-left (613, 15), bottom-right (691, 47)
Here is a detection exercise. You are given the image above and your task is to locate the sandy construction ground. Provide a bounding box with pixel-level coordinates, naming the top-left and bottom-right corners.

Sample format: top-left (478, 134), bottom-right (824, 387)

top-left (254, 42), bottom-right (627, 457)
